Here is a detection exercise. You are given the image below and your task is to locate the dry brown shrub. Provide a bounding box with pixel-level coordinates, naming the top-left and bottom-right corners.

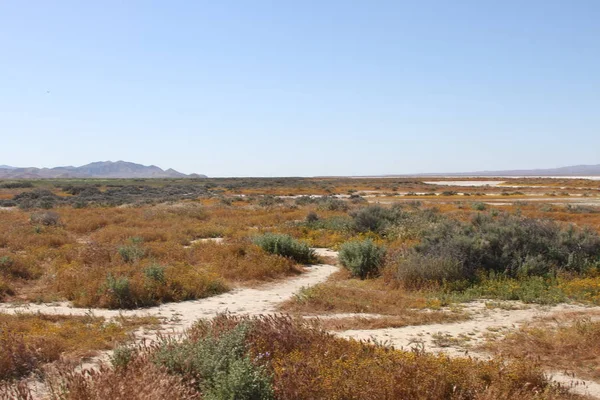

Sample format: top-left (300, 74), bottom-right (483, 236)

top-left (53, 237), bottom-right (299, 308)
top-left (0, 202), bottom-right (321, 304)
top-left (0, 313), bottom-right (152, 380)
top-left (281, 275), bottom-right (430, 315)
top-left (205, 315), bottom-right (573, 400)
top-left (0, 328), bottom-right (39, 381)
top-left (0, 380), bottom-right (34, 400)
top-left (46, 354), bottom-right (199, 400)
top-left (188, 240), bottom-right (302, 282)
top-left (482, 314), bottom-right (600, 382)
top-left (316, 312), bottom-right (467, 331)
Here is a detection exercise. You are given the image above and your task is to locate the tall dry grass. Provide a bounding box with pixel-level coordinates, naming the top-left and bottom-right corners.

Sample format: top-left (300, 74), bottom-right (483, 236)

top-left (0, 313), bottom-right (154, 381)
top-left (481, 314), bottom-right (600, 382)
top-left (35, 315), bottom-right (578, 400)
top-left (0, 203), bottom-right (315, 307)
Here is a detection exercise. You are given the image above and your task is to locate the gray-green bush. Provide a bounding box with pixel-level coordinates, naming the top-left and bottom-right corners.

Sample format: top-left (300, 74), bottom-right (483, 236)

top-left (391, 253), bottom-right (464, 289)
top-left (153, 322), bottom-right (274, 400)
top-left (111, 345), bottom-right (137, 370)
top-left (317, 197), bottom-right (348, 212)
top-left (253, 233), bottom-right (315, 264)
top-left (118, 238), bottom-right (147, 263)
top-left (144, 263), bottom-right (166, 284)
top-left (471, 202), bottom-right (486, 211)
top-left (339, 239), bottom-right (386, 279)
top-left (389, 212), bottom-right (600, 289)
top-left (350, 205), bottom-right (401, 235)
top-left (103, 274), bottom-right (135, 308)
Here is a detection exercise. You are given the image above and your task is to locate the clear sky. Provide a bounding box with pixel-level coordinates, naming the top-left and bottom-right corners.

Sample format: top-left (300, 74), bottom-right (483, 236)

top-left (1, 1), bottom-right (599, 177)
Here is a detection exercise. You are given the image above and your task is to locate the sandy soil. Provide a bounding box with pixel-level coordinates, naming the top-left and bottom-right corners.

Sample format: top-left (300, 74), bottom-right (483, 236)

top-left (0, 248), bottom-right (340, 399)
top-left (423, 181), bottom-right (506, 187)
top-left (0, 248), bottom-right (338, 335)
top-left (336, 301), bottom-right (588, 355)
top-left (4, 249), bottom-right (600, 398)
top-left (336, 300), bottom-right (600, 398)
top-left (183, 237), bottom-right (224, 248)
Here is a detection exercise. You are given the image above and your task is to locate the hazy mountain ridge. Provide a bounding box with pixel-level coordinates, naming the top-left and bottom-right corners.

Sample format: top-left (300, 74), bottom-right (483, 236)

top-left (0, 161), bottom-right (207, 179)
top-left (353, 164), bottom-right (600, 178)
top-left (415, 164), bottom-right (600, 177)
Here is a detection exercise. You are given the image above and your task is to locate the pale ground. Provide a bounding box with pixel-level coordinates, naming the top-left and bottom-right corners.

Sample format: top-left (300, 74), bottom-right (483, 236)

top-left (0, 248), bottom-right (339, 399)
top-left (336, 301), bottom-right (600, 398)
top-left (423, 180), bottom-right (506, 187)
top-left (3, 248), bottom-right (600, 398)
top-left (183, 236), bottom-right (224, 248)
top-left (0, 248), bottom-right (338, 335)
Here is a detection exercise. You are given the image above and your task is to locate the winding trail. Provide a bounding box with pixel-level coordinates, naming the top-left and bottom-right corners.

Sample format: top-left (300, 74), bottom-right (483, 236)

top-left (0, 249), bottom-right (340, 399)
top-left (336, 300), bottom-right (600, 398)
top-left (3, 248), bottom-right (600, 398)
top-left (0, 249), bottom-right (339, 336)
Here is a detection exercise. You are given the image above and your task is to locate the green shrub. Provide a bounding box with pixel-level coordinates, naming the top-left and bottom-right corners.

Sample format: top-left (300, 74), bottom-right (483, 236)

top-left (111, 345), bottom-right (136, 369)
top-left (317, 197), bottom-right (348, 212)
top-left (118, 239), bottom-right (147, 263)
top-left (349, 194), bottom-right (367, 204)
top-left (204, 356), bottom-right (274, 400)
top-left (294, 196), bottom-right (317, 206)
top-left (0, 200), bottom-right (17, 207)
top-left (350, 205), bottom-right (401, 235)
top-left (118, 245), bottom-right (146, 263)
top-left (471, 202), bottom-right (486, 211)
top-left (103, 274), bottom-right (135, 308)
top-left (253, 233), bottom-right (315, 264)
top-left (392, 253), bottom-right (464, 289)
top-left (414, 213), bottom-right (600, 280)
top-left (144, 263), bottom-right (166, 284)
top-left (339, 239), bottom-right (386, 279)
top-left (0, 182), bottom-right (34, 189)
top-left (154, 322), bottom-right (273, 400)
top-left (305, 212), bottom-right (319, 223)
top-left (258, 196), bottom-right (283, 207)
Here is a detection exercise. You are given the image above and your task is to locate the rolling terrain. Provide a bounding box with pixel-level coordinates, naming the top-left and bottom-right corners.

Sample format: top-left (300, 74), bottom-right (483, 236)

top-left (0, 161), bottom-right (207, 179)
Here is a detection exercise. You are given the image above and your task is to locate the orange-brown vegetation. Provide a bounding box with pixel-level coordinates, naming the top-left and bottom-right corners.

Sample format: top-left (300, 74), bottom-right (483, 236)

top-left (0, 203), bottom-right (316, 308)
top-left (0, 313), bottom-right (158, 381)
top-left (315, 312), bottom-right (467, 331)
top-left (481, 312), bottom-right (600, 382)
top-left (281, 269), bottom-right (436, 314)
top-left (22, 315), bottom-right (579, 400)
top-left (1, 178), bottom-right (600, 399)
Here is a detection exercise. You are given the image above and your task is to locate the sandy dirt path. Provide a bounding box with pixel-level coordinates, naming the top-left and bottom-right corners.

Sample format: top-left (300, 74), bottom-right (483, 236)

top-left (1, 249), bottom-right (340, 399)
top-left (336, 300), bottom-right (600, 398)
top-left (335, 301), bottom-right (593, 357)
top-left (5, 249), bottom-right (600, 398)
top-left (0, 249), bottom-right (339, 336)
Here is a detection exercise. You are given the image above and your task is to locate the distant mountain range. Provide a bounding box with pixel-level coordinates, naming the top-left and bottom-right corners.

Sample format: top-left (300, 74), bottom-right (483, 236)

top-left (0, 161), bottom-right (207, 179)
top-left (352, 164), bottom-right (600, 178)
top-left (413, 164), bottom-right (600, 177)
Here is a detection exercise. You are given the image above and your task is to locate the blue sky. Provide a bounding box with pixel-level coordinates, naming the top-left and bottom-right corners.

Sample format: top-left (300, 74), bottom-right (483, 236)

top-left (1, 1), bottom-right (599, 177)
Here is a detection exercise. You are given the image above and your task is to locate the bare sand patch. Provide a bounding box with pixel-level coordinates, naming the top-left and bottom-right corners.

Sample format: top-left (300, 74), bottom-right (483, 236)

top-left (335, 301), bottom-right (593, 356)
top-left (423, 181), bottom-right (505, 187)
top-left (183, 237), bottom-right (225, 248)
top-left (0, 248), bottom-right (339, 336)
top-left (335, 300), bottom-right (600, 398)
